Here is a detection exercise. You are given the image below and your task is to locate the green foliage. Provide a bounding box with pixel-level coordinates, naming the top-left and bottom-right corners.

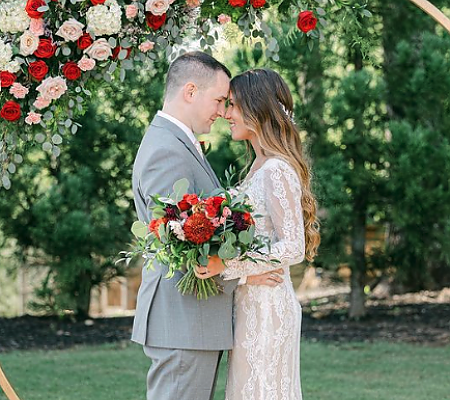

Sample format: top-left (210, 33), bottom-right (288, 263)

top-left (0, 61), bottom-right (168, 317)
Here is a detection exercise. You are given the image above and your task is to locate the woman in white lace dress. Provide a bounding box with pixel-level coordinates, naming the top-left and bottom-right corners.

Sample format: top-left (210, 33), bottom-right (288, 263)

top-left (197, 69), bottom-right (320, 400)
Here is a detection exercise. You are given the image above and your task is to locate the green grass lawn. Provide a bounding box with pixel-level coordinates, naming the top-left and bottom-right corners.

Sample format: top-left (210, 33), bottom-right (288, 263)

top-left (1, 341), bottom-right (449, 400)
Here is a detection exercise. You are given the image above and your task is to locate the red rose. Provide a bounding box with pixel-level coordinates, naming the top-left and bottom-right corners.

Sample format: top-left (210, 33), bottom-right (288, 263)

top-left (0, 71), bottom-right (17, 88)
top-left (178, 199), bottom-right (191, 212)
top-left (205, 196), bottom-right (226, 218)
top-left (228, 0), bottom-right (247, 7)
top-left (1, 101), bottom-right (21, 122)
top-left (77, 33), bottom-right (94, 50)
top-left (297, 11), bottom-right (318, 33)
top-left (250, 0), bottom-right (265, 8)
top-left (90, 0), bottom-right (106, 4)
top-left (28, 60), bottom-right (48, 81)
top-left (184, 194), bottom-right (199, 206)
top-left (34, 38), bottom-right (57, 58)
top-left (146, 12), bottom-right (166, 30)
top-left (62, 61), bottom-right (81, 81)
top-left (112, 46), bottom-right (132, 60)
top-left (25, 0), bottom-right (46, 18)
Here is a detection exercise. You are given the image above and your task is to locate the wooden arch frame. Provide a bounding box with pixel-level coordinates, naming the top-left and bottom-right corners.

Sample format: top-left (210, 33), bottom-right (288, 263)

top-left (1, 1), bottom-right (450, 400)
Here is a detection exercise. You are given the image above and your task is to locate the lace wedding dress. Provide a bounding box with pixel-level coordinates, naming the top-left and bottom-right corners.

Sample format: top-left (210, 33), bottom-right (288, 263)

top-left (222, 157), bottom-right (304, 400)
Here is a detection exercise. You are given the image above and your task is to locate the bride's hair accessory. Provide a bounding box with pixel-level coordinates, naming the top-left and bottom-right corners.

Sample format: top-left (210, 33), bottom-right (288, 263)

top-left (278, 101), bottom-right (295, 123)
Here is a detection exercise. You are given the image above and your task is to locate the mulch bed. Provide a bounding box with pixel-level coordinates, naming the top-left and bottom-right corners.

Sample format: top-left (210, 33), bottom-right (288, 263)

top-left (1, 300), bottom-right (449, 352)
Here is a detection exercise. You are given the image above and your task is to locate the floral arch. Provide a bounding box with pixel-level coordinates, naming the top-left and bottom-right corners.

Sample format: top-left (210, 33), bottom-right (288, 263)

top-left (0, 0), bottom-right (450, 396)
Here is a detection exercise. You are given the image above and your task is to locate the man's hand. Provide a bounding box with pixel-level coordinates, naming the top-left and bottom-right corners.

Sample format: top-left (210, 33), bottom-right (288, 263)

top-left (194, 255), bottom-right (225, 279)
top-left (247, 268), bottom-right (284, 287)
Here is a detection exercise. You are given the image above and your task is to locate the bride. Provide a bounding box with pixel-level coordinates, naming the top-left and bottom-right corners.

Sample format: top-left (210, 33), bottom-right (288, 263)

top-left (196, 68), bottom-right (320, 400)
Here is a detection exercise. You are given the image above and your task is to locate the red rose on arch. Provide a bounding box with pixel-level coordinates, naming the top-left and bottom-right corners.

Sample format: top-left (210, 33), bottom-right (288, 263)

top-left (0, 71), bottom-right (17, 88)
top-left (34, 38), bottom-right (57, 58)
top-left (90, 0), bottom-right (106, 4)
top-left (28, 60), bottom-right (49, 81)
top-left (250, 0), bottom-right (265, 8)
top-left (146, 12), bottom-right (167, 30)
top-left (112, 46), bottom-right (132, 60)
top-left (1, 101), bottom-right (21, 122)
top-left (297, 10), bottom-right (318, 33)
top-left (25, 0), bottom-right (46, 19)
top-left (77, 33), bottom-right (94, 50)
top-left (228, 0), bottom-right (247, 7)
top-left (62, 61), bottom-right (81, 81)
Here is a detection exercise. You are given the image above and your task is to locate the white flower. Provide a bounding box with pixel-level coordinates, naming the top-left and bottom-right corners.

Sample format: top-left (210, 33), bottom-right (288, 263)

top-left (5, 60), bottom-right (21, 73)
top-left (168, 220), bottom-right (186, 241)
top-left (56, 18), bottom-right (84, 42)
top-left (86, 0), bottom-right (122, 36)
top-left (84, 38), bottom-right (113, 61)
top-left (0, 39), bottom-right (13, 70)
top-left (145, 0), bottom-right (170, 16)
top-left (19, 30), bottom-right (40, 56)
top-left (0, 0), bottom-right (30, 34)
top-left (36, 77), bottom-right (68, 101)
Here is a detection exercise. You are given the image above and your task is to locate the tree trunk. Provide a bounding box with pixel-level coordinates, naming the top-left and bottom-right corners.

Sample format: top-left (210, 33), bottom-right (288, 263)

top-left (349, 202), bottom-right (367, 318)
top-left (75, 272), bottom-right (92, 319)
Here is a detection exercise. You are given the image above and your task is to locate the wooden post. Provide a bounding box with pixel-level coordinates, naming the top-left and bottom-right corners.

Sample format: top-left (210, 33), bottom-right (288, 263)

top-left (0, 364), bottom-right (22, 400)
top-left (408, 0), bottom-right (450, 34)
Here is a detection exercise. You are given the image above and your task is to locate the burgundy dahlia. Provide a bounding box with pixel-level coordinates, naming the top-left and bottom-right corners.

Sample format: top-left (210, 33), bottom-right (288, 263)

top-left (232, 213), bottom-right (247, 231)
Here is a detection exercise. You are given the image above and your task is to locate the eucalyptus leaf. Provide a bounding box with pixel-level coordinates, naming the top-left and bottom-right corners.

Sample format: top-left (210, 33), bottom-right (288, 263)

top-left (131, 221), bottom-right (148, 238)
top-left (173, 178), bottom-right (190, 202)
top-left (52, 134), bottom-right (63, 145)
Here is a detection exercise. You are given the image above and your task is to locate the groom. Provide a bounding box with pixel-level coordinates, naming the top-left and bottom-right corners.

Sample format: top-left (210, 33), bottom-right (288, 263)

top-left (132, 52), bottom-right (239, 400)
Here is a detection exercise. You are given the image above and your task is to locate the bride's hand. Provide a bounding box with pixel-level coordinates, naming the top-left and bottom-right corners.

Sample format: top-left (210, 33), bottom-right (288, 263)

top-left (247, 268), bottom-right (284, 287)
top-left (194, 255), bottom-right (225, 279)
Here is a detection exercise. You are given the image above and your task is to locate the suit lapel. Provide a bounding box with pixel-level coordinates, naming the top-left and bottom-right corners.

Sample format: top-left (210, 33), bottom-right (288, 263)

top-left (151, 116), bottom-right (220, 188)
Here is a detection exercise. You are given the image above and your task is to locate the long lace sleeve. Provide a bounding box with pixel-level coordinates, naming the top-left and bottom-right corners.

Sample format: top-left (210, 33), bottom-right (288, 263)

top-left (221, 160), bottom-right (306, 281)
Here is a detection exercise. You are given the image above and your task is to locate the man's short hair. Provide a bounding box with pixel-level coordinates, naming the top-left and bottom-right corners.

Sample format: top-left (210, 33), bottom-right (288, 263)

top-left (165, 51), bottom-right (231, 100)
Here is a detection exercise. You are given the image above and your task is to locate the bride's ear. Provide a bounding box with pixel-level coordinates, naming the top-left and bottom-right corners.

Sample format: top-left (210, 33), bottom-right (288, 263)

top-left (183, 82), bottom-right (197, 103)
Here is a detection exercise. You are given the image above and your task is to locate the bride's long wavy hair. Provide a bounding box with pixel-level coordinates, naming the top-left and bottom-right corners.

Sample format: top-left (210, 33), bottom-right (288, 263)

top-left (230, 69), bottom-right (320, 262)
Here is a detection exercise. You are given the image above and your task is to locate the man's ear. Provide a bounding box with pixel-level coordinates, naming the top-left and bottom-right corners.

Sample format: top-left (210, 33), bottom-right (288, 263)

top-left (183, 82), bottom-right (197, 103)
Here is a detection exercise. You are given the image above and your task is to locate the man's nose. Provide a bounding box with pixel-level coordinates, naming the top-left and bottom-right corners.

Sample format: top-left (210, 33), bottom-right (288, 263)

top-left (217, 102), bottom-right (226, 117)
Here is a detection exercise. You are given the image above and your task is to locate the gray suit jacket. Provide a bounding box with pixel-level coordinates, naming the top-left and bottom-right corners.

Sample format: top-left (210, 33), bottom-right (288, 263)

top-left (131, 115), bottom-right (238, 350)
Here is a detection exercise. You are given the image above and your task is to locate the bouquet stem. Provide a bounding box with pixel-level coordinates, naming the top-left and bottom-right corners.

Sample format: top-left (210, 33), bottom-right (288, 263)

top-left (177, 268), bottom-right (220, 300)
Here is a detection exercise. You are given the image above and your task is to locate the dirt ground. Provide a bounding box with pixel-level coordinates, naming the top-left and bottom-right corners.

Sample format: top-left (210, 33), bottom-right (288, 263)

top-left (1, 288), bottom-right (449, 352)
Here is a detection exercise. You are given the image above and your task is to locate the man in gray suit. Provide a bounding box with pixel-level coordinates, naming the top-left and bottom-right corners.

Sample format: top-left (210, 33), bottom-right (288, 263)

top-left (132, 52), bottom-right (240, 400)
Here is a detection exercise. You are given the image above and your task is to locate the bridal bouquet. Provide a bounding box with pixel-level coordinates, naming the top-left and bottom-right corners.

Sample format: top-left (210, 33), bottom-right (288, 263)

top-left (119, 177), bottom-right (271, 299)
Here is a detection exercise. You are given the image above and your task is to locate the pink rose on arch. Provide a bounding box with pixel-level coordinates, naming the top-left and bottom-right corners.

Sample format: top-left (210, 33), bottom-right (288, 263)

top-left (33, 96), bottom-right (51, 110)
top-left (145, 0), bottom-right (170, 16)
top-left (77, 56), bottom-right (96, 71)
top-left (84, 38), bottom-right (113, 61)
top-left (9, 83), bottom-right (30, 99)
top-left (25, 111), bottom-right (42, 125)
top-left (36, 76), bottom-right (68, 101)
top-left (218, 14), bottom-right (231, 25)
top-left (186, 0), bottom-right (200, 7)
top-left (139, 40), bottom-right (155, 53)
top-left (29, 18), bottom-right (45, 36)
top-left (126, 3), bottom-right (139, 19)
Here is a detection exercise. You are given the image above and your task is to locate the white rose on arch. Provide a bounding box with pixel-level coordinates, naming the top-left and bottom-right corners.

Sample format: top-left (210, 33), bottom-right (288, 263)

top-left (56, 18), bottom-right (84, 42)
top-left (86, 0), bottom-right (122, 36)
top-left (145, 0), bottom-right (172, 16)
top-left (84, 38), bottom-right (113, 61)
top-left (19, 30), bottom-right (40, 56)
